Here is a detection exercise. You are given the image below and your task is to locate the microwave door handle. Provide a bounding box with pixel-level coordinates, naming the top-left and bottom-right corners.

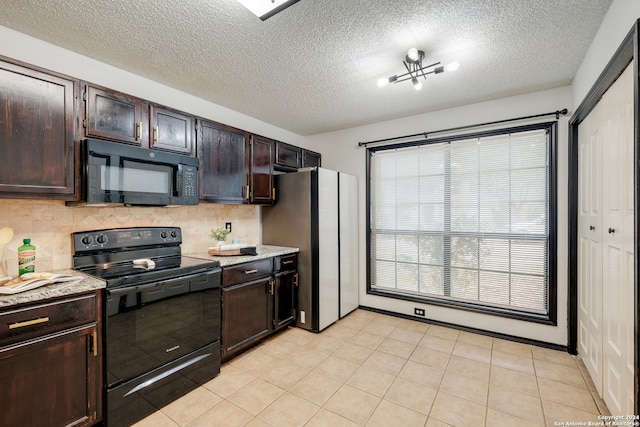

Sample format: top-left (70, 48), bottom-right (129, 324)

top-left (174, 164), bottom-right (183, 197)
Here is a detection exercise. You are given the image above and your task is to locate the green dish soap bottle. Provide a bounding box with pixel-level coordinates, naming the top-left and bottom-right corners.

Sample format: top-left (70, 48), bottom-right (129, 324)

top-left (18, 238), bottom-right (36, 276)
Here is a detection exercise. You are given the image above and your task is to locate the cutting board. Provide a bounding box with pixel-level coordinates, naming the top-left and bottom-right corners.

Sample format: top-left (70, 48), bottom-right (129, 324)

top-left (208, 248), bottom-right (244, 256)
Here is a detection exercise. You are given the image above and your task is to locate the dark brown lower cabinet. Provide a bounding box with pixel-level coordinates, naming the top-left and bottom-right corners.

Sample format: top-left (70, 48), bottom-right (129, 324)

top-left (221, 254), bottom-right (298, 361)
top-left (0, 292), bottom-right (101, 427)
top-left (273, 270), bottom-right (296, 332)
top-left (0, 325), bottom-right (99, 427)
top-left (222, 277), bottom-right (272, 360)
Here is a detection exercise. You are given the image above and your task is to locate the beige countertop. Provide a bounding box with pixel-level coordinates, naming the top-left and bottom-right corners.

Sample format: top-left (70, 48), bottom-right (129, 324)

top-left (186, 244), bottom-right (299, 268)
top-left (0, 269), bottom-right (106, 309)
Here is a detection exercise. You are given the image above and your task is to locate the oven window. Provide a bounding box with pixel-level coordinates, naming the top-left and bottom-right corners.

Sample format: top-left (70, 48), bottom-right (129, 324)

top-left (101, 161), bottom-right (170, 194)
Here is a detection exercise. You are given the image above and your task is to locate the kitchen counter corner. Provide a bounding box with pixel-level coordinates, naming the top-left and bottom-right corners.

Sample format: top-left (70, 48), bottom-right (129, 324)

top-left (186, 244), bottom-right (299, 267)
top-left (0, 270), bottom-right (106, 308)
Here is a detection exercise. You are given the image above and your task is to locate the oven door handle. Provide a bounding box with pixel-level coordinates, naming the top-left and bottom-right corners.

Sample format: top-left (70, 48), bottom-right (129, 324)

top-left (107, 281), bottom-right (165, 296)
top-left (132, 258), bottom-right (156, 270)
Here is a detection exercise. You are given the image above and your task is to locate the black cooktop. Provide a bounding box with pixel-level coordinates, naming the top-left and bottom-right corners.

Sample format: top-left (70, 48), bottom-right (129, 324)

top-left (72, 227), bottom-right (220, 288)
top-left (97, 257), bottom-right (219, 289)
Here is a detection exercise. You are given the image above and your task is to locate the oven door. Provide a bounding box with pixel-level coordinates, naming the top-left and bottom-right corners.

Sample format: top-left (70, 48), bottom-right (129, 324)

top-left (105, 269), bottom-right (221, 388)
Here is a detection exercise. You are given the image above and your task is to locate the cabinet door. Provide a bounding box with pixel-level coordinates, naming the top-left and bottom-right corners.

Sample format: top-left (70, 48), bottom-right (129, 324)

top-left (274, 271), bottom-right (296, 332)
top-left (250, 135), bottom-right (275, 204)
top-left (302, 149), bottom-right (321, 168)
top-left (221, 278), bottom-right (272, 359)
top-left (150, 105), bottom-right (195, 154)
top-left (0, 59), bottom-right (76, 198)
top-left (0, 324), bottom-right (100, 427)
top-left (85, 85), bottom-right (147, 145)
top-left (275, 141), bottom-right (302, 170)
top-left (198, 120), bottom-right (249, 203)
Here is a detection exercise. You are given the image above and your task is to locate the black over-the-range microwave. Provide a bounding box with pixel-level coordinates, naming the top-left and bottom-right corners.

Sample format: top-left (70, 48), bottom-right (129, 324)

top-left (80, 139), bottom-right (199, 206)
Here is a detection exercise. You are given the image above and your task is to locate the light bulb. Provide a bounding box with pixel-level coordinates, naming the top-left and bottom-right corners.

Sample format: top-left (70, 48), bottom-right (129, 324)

top-left (407, 48), bottom-right (419, 62)
top-left (377, 77), bottom-right (389, 88)
top-left (412, 78), bottom-right (422, 91)
top-left (446, 61), bottom-right (460, 72)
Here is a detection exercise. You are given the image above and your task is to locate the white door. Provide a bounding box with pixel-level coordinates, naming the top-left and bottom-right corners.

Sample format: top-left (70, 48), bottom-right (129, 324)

top-left (600, 63), bottom-right (634, 415)
top-left (339, 172), bottom-right (359, 318)
top-left (578, 63), bottom-right (634, 415)
top-left (317, 168), bottom-right (340, 330)
top-left (578, 88), bottom-right (604, 394)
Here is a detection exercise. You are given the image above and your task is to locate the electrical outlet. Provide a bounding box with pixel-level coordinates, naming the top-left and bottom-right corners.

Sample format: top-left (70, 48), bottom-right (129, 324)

top-left (414, 308), bottom-right (425, 316)
top-left (225, 222), bottom-right (232, 233)
top-left (300, 310), bottom-right (306, 324)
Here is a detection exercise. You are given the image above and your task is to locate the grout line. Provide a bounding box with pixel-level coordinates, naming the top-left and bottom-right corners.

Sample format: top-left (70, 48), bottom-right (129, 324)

top-left (147, 310), bottom-right (603, 427)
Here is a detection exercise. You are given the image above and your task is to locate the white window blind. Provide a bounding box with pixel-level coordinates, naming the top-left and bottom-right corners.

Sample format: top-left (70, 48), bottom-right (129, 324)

top-left (369, 128), bottom-right (550, 315)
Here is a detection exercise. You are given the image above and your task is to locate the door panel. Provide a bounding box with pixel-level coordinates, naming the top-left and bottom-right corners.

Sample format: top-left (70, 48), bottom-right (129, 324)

top-left (317, 168), bottom-right (339, 331)
top-left (198, 120), bottom-right (248, 203)
top-left (578, 111), bottom-right (603, 392)
top-left (0, 60), bottom-right (76, 197)
top-left (150, 106), bottom-right (194, 154)
top-left (0, 325), bottom-right (98, 427)
top-left (577, 62), bottom-right (634, 415)
top-left (600, 63), bottom-right (634, 415)
top-left (221, 278), bottom-right (271, 359)
top-left (86, 85), bottom-right (146, 145)
top-left (339, 172), bottom-right (359, 318)
top-left (250, 135), bottom-right (274, 204)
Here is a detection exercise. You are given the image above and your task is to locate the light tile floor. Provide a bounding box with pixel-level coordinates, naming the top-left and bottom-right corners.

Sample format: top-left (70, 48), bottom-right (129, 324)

top-left (133, 309), bottom-right (610, 427)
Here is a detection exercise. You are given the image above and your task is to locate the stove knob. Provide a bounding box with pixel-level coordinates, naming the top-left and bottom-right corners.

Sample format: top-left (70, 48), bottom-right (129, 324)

top-left (96, 235), bottom-right (108, 244)
top-left (170, 231), bottom-right (178, 238)
top-left (160, 231), bottom-right (168, 239)
top-left (81, 235), bottom-right (93, 245)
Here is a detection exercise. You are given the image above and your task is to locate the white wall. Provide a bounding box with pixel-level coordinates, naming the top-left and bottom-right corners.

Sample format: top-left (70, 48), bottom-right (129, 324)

top-left (305, 86), bottom-right (572, 345)
top-left (302, 0), bottom-right (640, 348)
top-left (572, 0), bottom-right (640, 107)
top-left (0, 25), bottom-right (304, 146)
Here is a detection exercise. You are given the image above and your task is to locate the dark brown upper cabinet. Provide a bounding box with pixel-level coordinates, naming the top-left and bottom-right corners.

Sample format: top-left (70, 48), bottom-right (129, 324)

top-left (302, 149), bottom-right (322, 168)
top-left (83, 84), bottom-right (194, 155)
top-left (0, 57), bottom-right (78, 199)
top-left (274, 141), bottom-right (302, 172)
top-left (84, 85), bottom-right (147, 146)
top-left (197, 120), bottom-right (275, 205)
top-left (197, 119), bottom-right (249, 204)
top-left (249, 135), bottom-right (275, 204)
top-left (150, 105), bottom-right (194, 154)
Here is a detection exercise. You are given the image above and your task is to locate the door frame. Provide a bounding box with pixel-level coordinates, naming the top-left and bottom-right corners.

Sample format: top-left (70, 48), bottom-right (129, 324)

top-left (568, 19), bottom-right (639, 414)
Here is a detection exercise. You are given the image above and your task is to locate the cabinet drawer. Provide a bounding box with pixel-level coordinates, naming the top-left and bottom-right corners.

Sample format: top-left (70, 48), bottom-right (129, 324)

top-left (0, 293), bottom-right (97, 345)
top-left (223, 258), bottom-right (273, 287)
top-left (274, 253), bottom-right (297, 272)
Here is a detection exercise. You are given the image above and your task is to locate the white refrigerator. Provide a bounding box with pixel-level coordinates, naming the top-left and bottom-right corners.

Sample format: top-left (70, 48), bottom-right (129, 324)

top-left (262, 167), bottom-right (359, 332)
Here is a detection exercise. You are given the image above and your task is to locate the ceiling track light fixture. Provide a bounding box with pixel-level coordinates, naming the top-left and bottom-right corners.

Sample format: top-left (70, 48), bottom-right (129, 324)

top-left (378, 48), bottom-right (459, 91)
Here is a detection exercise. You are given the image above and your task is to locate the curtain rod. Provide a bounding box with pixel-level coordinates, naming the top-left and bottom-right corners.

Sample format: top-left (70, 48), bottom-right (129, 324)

top-left (357, 108), bottom-right (568, 148)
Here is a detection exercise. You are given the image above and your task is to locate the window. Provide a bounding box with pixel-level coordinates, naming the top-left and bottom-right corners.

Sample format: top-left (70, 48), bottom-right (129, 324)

top-left (367, 123), bottom-right (557, 323)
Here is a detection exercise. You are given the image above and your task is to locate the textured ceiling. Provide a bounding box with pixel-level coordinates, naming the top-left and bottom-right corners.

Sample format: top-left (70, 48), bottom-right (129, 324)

top-left (0, 0), bottom-right (611, 136)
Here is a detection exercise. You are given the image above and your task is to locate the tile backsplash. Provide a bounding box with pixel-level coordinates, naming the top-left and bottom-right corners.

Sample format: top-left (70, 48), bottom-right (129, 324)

top-left (0, 199), bottom-right (260, 276)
